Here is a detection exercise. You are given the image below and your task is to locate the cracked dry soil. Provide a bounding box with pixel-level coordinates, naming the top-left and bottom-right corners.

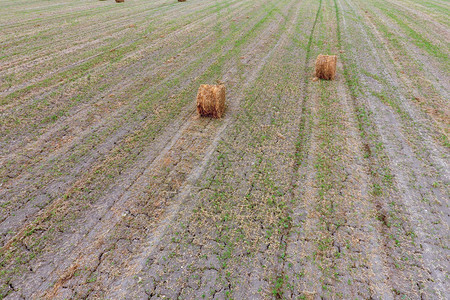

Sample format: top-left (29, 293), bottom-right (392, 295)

top-left (0, 0), bottom-right (448, 299)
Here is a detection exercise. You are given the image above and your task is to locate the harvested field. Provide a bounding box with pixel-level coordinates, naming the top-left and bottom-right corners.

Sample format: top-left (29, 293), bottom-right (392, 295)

top-left (0, 0), bottom-right (448, 299)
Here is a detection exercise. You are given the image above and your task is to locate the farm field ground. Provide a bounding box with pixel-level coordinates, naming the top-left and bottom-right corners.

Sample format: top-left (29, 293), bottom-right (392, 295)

top-left (0, 0), bottom-right (449, 299)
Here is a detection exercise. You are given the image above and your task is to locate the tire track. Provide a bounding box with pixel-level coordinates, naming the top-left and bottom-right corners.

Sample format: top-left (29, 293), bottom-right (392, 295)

top-left (281, 0), bottom-right (394, 298)
top-left (275, 0), bottom-right (323, 297)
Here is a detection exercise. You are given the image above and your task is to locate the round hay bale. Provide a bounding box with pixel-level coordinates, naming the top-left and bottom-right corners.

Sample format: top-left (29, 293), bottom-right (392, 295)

top-left (196, 84), bottom-right (226, 118)
top-left (315, 54), bottom-right (337, 80)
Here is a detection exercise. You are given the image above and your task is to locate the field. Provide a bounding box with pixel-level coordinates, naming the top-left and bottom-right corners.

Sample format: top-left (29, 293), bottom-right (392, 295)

top-left (0, 0), bottom-right (449, 298)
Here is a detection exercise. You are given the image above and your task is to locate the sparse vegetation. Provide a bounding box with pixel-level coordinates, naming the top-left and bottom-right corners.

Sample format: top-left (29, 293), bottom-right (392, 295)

top-left (0, 0), bottom-right (448, 299)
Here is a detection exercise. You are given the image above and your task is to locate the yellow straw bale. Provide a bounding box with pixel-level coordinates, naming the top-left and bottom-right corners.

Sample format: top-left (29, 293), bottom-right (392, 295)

top-left (196, 84), bottom-right (226, 118)
top-left (315, 55), bottom-right (337, 80)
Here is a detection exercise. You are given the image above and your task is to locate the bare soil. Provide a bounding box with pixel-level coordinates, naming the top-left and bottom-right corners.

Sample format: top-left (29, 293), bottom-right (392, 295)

top-left (0, 0), bottom-right (448, 299)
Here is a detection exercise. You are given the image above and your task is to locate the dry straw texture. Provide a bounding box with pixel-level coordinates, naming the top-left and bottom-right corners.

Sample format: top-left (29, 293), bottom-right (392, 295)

top-left (315, 54), bottom-right (337, 80)
top-left (196, 84), bottom-right (226, 118)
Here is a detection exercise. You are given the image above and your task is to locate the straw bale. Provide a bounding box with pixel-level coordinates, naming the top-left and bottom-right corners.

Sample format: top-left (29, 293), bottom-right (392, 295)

top-left (196, 84), bottom-right (226, 118)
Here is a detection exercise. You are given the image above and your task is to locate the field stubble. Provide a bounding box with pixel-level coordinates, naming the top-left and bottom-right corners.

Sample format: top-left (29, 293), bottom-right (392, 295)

top-left (0, 0), bottom-right (448, 299)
